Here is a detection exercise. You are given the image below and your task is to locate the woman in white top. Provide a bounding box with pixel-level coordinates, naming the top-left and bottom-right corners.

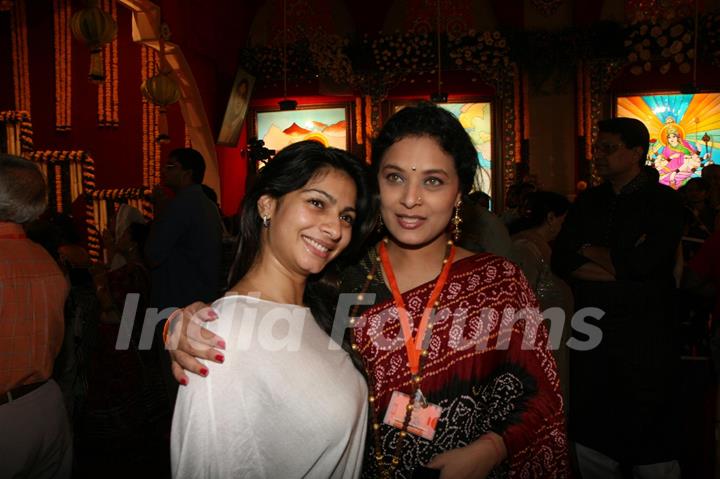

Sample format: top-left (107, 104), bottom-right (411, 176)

top-left (169, 140), bottom-right (376, 478)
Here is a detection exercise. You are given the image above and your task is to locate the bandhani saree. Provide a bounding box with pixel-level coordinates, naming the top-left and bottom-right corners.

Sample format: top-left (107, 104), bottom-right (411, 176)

top-left (342, 252), bottom-right (569, 478)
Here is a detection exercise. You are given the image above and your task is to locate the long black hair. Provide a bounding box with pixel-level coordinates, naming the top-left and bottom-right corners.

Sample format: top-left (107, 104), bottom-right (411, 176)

top-left (371, 102), bottom-right (478, 198)
top-left (228, 140), bottom-right (376, 366)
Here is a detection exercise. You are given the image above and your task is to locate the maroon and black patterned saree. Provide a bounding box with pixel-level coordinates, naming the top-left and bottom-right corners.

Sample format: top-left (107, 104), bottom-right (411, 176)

top-left (342, 251), bottom-right (570, 478)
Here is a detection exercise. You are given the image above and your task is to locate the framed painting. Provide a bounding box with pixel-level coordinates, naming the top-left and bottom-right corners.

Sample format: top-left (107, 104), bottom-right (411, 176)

top-left (387, 100), bottom-right (495, 200)
top-left (217, 68), bottom-right (255, 146)
top-left (251, 105), bottom-right (351, 157)
top-left (616, 92), bottom-right (720, 189)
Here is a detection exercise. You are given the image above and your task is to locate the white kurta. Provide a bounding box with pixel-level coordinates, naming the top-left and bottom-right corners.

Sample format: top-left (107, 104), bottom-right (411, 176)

top-left (171, 295), bottom-right (368, 479)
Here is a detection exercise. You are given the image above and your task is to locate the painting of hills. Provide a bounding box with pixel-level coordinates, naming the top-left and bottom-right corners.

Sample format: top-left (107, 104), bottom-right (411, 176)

top-left (256, 107), bottom-right (348, 153)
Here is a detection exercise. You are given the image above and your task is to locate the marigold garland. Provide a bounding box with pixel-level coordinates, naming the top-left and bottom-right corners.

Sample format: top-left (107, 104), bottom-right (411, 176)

top-left (355, 96), bottom-right (362, 146)
top-left (98, 0), bottom-right (119, 127)
top-left (53, 0), bottom-right (72, 131)
top-left (0, 110), bottom-right (33, 154)
top-left (89, 188), bottom-right (153, 241)
top-left (184, 125), bottom-right (191, 148)
top-left (141, 46), bottom-right (161, 186)
top-left (584, 67), bottom-right (592, 162)
top-left (513, 65), bottom-right (521, 164)
top-left (364, 95), bottom-right (373, 165)
top-left (26, 150), bottom-right (101, 261)
top-left (54, 164), bottom-right (63, 212)
top-left (576, 61), bottom-right (584, 137)
top-left (10, 0), bottom-right (31, 113)
top-left (522, 70), bottom-right (529, 141)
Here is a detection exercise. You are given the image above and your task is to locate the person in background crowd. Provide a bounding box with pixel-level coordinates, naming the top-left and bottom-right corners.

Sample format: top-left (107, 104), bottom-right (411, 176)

top-left (701, 163), bottom-right (720, 212)
top-left (459, 190), bottom-right (514, 259)
top-left (25, 212), bottom-right (97, 423)
top-left (510, 190), bottom-right (573, 406)
top-left (553, 118), bottom-right (683, 478)
top-left (145, 148), bottom-right (224, 405)
top-left (146, 148), bottom-right (224, 312)
top-left (0, 154), bottom-right (72, 478)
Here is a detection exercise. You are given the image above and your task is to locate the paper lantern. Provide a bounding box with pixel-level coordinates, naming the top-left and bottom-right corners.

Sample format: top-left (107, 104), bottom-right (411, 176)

top-left (141, 69), bottom-right (181, 143)
top-left (71, 0), bottom-right (117, 83)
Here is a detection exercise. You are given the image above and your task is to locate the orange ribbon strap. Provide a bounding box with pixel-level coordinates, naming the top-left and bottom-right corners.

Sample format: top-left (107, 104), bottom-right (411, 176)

top-left (378, 242), bottom-right (455, 376)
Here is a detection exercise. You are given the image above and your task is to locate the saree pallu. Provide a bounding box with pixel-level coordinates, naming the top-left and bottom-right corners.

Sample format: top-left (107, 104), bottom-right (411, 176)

top-left (347, 253), bottom-right (570, 478)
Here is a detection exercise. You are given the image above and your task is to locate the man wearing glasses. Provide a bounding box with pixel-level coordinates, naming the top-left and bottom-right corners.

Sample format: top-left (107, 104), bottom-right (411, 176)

top-left (145, 149), bottom-right (223, 400)
top-left (553, 118), bottom-right (683, 478)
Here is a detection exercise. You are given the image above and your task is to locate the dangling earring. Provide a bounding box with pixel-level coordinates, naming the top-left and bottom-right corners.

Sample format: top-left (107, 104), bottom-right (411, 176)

top-left (451, 201), bottom-right (462, 242)
top-left (262, 215), bottom-right (270, 228)
top-left (375, 214), bottom-right (384, 235)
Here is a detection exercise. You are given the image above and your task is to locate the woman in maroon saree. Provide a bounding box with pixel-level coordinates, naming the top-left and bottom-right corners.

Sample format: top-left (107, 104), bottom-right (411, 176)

top-left (338, 103), bottom-right (568, 478)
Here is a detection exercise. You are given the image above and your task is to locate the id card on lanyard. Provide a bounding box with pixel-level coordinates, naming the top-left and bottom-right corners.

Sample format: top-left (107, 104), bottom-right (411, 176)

top-left (378, 241), bottom-right (455, 441)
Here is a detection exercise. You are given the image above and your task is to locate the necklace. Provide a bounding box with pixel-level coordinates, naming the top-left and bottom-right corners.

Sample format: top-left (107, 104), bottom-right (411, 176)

top-left (351, 238), bottom-right (455, 477)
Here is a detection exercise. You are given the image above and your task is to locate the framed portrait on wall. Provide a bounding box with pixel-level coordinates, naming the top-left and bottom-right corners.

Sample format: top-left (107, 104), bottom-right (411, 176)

top-left (387, 100), bottom-right (495, 200)
top-left (217, 68), bottom-right (255, 146)
top-left (615, 92), bottom-right (719, 190)
top-left (250, 104), bottom-right (352, 157)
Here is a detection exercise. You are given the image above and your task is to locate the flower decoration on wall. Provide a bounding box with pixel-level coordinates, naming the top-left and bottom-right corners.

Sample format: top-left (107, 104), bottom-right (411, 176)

top-left (531, 0), bottom-right (565, 17)
top-left (624, 17), bottom-right (695, 75)
top-left (448, 30), bottom-right (511, 79)
top-left (368, 31), bottom-right (438, 87)
top-left (0, 110), bottom-right (33, 154)
top-left (704, 12), bottom-right (720, 68)
top-left (309, 34), bottom-right (353, 86)
top-left (240, 42), bottom-right (318, 88)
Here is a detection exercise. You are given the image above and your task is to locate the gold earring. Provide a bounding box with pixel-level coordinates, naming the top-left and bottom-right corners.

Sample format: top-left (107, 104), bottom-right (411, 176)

top-left (451, 201), bottom-right (462, 241)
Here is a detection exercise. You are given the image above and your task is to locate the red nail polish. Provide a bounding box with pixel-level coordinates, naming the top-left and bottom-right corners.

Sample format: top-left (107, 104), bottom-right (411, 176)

top-left (217, 340), bottom-right (226, 350)
top-left (200, 367), bottom-right (209, 377)
top-left (215, 354), bottom-right (224, 363)
top-left (180, 377), bottom-right (188, 386)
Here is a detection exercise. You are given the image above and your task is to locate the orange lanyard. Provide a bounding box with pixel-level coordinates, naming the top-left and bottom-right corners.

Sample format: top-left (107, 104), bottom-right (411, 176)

top-left (378, 241), bottom-right (455, 376)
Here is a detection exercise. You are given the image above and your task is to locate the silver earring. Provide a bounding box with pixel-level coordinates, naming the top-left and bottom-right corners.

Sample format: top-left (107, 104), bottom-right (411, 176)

top-left (262, 215), bottom-right (270, 228)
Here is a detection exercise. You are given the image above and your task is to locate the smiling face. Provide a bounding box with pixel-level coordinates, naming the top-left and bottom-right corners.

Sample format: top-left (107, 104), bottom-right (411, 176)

top-left (378, 136), bottom-right (461, 248)
top-left (668, 133), bottom-right (680, 147)
top-left (258, 168), bottom-right (357, 277)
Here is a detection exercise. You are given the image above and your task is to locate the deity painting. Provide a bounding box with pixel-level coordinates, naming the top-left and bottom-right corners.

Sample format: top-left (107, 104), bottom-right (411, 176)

top-left (616, 93), bottom-right (720, 189)
top-left (217, 68), bottom-right (255, 146)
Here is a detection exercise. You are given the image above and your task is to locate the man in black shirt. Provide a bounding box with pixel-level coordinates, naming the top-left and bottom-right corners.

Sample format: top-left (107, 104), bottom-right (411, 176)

top-left (553, 118), bottom-right (682, 478)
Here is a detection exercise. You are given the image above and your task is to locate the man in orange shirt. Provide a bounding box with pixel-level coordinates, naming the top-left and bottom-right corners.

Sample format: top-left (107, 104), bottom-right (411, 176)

top-left (0, 154), bottom-right (72, 478)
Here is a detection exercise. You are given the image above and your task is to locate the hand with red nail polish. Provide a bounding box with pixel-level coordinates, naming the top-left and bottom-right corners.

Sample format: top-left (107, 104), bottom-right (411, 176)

top-left (168, 301), bottom-right (225, 384)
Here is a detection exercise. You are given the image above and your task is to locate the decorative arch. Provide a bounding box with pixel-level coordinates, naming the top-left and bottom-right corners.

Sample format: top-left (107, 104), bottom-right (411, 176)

top-left (117, 0), bottom-right (221, 196)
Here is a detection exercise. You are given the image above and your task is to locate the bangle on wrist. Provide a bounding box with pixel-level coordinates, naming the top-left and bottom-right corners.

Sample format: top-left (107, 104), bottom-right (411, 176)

top-left (163, 310), bottom-right (180, 345)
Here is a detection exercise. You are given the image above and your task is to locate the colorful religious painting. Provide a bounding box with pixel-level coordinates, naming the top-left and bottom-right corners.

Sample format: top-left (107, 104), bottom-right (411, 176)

top-left (253, 106), bottom-right (350, 154)
top-left (390, 101), bottom-right (494, 199)
top-left (616, 93), bottom-right (720, 189)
